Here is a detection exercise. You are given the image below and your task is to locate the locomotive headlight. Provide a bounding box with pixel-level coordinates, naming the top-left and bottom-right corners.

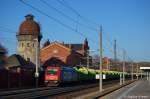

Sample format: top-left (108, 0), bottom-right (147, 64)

top-left (45, 81), bottom-right (48, 83)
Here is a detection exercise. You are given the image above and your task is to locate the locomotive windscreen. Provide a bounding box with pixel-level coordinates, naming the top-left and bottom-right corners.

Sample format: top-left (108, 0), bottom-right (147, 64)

top-left (47, 69), bottom-right (57, 75)
top-left (45, 66), bottom-right (60, 81)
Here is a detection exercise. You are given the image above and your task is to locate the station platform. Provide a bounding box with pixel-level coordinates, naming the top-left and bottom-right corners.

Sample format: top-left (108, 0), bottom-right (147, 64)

top-left (102, 79), bottom-right (150, 99)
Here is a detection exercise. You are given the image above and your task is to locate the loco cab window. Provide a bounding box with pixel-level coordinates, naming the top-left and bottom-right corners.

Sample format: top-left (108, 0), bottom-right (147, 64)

top-left (47, 69), bottom-right (57, 75)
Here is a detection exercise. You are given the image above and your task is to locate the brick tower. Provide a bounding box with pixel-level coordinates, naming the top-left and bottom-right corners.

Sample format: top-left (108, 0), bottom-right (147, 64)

top-left (16, 14), bottom-right (42, 65)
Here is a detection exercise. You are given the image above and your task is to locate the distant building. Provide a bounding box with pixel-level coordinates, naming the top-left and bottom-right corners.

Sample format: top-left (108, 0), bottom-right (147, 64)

top-left (102, 57), bottom-right (110, 70)
top-left (5, 54), bottom-right (35, 71)
top-left (16, 14), bottom-right (42, 65)
top-left (40, 39), bottom-right (89, 67)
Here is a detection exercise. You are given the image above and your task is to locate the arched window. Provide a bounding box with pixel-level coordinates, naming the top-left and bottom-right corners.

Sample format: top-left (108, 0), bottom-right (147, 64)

top-left (27, 43), bottom-right (30, 47)
top-left (22, 43), bottom-right (24, 47)
top-left (19, 43), bottom-right (21, 47)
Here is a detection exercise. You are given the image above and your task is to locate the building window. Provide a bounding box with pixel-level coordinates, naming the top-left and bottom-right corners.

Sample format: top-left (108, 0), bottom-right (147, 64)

top-left (27, 58), bottom-right (30, 62)
top-left (22, 43), bottom-right (24, 47)
top-left (19, 43), bottom-right (21, 47)
top-left (27, 43), bottom-right (30, 47)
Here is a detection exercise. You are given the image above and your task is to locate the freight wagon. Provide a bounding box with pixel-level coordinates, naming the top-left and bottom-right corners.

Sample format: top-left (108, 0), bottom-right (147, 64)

top-left (44, 65), bottom-right (132, 86)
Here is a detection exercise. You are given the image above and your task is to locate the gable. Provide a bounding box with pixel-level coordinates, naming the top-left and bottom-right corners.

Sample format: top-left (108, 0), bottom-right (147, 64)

top-left (41, 42), bottom-right (71, 52)
top-left (40, 42), bottom-right (72, 63)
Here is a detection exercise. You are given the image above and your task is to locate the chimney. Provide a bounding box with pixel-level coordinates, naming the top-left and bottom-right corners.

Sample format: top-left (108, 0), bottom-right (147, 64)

top-left (84, 38), bottom-right (89, 50)
top-left (25, 14), bottom-right (34, 20)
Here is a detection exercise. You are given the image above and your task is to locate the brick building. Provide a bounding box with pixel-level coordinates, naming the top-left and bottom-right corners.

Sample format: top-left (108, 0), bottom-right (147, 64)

top-left (102, 57), bottom-right (111, 70)
top-left (40, 39), bottom-right (89, 67)
top-left (8, 14), bottom-right (91, 69)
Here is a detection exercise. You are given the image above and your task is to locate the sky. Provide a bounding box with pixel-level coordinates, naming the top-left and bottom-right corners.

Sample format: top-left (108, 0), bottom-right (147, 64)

top-left (0, 0), bottom-right (150, 62)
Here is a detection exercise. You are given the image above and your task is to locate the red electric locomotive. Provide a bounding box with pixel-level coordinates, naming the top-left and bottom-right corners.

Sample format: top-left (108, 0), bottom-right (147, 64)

top-left (45, 66), bottom-right (61, 86)
top-left (45, 65), bottom-right (78, 86)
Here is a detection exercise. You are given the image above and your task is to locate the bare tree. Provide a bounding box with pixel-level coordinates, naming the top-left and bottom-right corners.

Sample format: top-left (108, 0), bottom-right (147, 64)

top-left (0, 43), bottom-right (7, 69)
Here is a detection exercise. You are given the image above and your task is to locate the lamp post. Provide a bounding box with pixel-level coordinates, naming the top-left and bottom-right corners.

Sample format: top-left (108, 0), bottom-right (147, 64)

top-left (122, 50), bottom-right (125, 84)
top-left (99, 25), bottom-right (103, 92)
top-left (131, 62), bottom-right (134, 81)
top-left (147, 72), bottom-right (149, 80)
top-left (136, 63), bottom-right (139, 80)
top-left (120, 72), bottom-right (122, 85)
top-left (87, 49), bottom-right (89, 68)
top-left (149, 72), bottom-right (150, 85)
top-left (34, 38), bottom-right (39, 88)
top-left (140, 70), bottom-right (143, 79)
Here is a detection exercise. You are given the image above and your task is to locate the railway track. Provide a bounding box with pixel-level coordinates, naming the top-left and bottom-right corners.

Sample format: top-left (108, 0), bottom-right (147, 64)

top-left (0, 80), bottom-right (133, 99)
top-left (0, 81), bottom-right (97, 99)
top-left (0, 86), bottom-right (55, 98)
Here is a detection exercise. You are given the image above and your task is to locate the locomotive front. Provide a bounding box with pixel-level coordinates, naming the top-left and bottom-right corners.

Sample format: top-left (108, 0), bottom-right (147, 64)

top-left (45, 66), bottom-right (61, 86)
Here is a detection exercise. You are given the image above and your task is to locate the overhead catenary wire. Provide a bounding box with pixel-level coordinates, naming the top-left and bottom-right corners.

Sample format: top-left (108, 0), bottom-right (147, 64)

top-left (56, 0), bottom-right (100, 27)
top-left (57, 0), bottom-right (135, 61)
top-left (20, 0), bottom-right (134, 62)
top-left (20, 2), bottom-right (119, 62)
top-left (21, 0), bottom-right (113, 56)
top-left (40, 0), bottom-right (114, 51)
top-left (0, 26), bottom-right (17, 44)
top-left (0, 1), bottom-right (134, 63)
top-left (20, 0), bottom-right (126, 61)
top-left (0, 26), bottom-right (16, 33)
top-left (40, 0), bottom-right (99, 32)
top-left (20, 0), bottom-right (100, 46)
top-left (58, 0), bottom-right (114, 44)
top-left (39, 0), bottom-right (117, 54)
top-left (60, 0), bottom-right (136, 70)
top-left (56, 0), bottom-right (119, 55)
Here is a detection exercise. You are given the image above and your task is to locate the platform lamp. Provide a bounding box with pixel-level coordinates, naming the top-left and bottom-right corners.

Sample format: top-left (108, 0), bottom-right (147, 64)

top-left (34, 38), bottom-right (39, 88)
